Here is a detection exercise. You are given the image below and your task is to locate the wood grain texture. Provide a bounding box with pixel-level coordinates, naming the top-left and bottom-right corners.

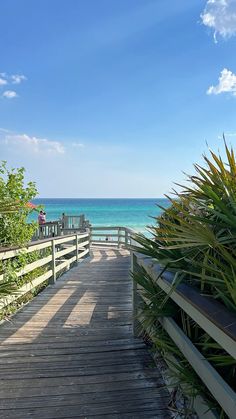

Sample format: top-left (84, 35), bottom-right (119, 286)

top-left (0, 246), bottom-right (171, 418)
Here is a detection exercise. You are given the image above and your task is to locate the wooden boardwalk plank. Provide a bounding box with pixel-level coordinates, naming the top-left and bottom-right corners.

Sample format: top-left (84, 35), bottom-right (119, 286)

top-left (0, 246), bottom-right (171, 418)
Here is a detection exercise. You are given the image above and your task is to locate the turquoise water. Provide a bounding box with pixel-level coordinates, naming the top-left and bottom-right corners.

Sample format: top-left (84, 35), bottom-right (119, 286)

top-left (29, 198), bottom-right (170, 233)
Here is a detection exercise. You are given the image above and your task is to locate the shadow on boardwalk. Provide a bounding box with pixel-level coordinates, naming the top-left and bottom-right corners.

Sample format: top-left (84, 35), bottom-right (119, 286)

top-left (0, 246), bottom-right (171, 418)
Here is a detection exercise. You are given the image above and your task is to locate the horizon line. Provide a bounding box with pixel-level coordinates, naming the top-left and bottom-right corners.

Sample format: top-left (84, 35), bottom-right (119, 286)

top-left (34, 197), bottom-right (168, 200)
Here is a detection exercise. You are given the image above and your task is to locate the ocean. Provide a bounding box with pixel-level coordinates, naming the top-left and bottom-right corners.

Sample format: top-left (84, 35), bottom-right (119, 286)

top-left (30, 198), bottom-right (170, 233)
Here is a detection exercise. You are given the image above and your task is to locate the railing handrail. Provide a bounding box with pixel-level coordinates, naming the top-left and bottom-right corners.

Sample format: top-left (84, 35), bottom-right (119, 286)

top-left (39, 220), bottom-right (60, 225)
top-left (0, 225), bottom-right (135, 315)
top-left (135, 254), bottom-right (236, 351)
top-left (90, 226), bottom-right (136, 248)
top-left (131, 251), bottom-right (236, 419)
top-left (0, 232), bottom-right (89, 261)
top-left (0, 231), bottom-right (90, 310)
top-left (91, 225), bottom-right (136, 231)
top-left (0, 226), bottom-right (136, 259)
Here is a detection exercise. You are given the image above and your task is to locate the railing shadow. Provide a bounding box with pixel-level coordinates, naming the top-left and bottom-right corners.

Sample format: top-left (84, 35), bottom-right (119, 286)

top-left (0, 246), bottom-right (171, 418)
top-left (0, 247), bottom-right (132, 346)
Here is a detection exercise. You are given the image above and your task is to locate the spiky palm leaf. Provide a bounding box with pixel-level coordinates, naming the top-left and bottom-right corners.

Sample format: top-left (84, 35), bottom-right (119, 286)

top-left (131, 142), bottom-right (236, 416)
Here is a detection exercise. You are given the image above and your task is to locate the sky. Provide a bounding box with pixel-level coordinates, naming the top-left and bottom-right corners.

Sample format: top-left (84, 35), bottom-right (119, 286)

top-left (0, 0), bottom-right (236, 198)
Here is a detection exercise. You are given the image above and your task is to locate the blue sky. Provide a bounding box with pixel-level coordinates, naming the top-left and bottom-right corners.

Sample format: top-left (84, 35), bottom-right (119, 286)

top-left (0, 0), bottom-right (236, 197)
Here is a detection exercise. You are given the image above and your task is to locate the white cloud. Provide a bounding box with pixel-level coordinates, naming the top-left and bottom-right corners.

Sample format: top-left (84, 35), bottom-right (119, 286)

top-left (71, 142), bottom-right (84, 148)
top-left (0, 72), bottom-right (27, 99)
top-left (207, 68), bottom-right (236, 95)
top-left (0, 127), bottom-right (11, 133)
top-left (4, 133), bottom-right (65, 154)
top-left (2, 90), bottom-right (18, 99)
top-left (201, 0), bottom-right (236, 41)
top-left (0, 78), bottom-right (7, 86)
top-left (11, 74), bottom-right (27, 84)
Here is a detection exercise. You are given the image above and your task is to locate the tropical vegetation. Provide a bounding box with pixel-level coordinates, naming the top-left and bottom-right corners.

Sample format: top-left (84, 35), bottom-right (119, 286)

top-left (0, 161), bottom-right (38, 247)
top-left (132, 141), bottom-right (236, 417)
top-left (0, 161), bottom-right (48, 310)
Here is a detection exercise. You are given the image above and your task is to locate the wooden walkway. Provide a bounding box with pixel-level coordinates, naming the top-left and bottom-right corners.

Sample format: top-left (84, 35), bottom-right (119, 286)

top-left (0, 247), bottom-right (171, 419)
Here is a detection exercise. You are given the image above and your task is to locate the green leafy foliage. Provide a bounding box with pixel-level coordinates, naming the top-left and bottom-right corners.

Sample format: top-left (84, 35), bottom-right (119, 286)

top-left (132, 141), bottom-right (236, 417)
top-left (0, 161), bottom-right (38, 247)
top-left (134, 142), bottom-right (236, 310)
top-left (0, 247), bottom-right (52, 319)
top-left (0, 161), bottom-right (39, 302)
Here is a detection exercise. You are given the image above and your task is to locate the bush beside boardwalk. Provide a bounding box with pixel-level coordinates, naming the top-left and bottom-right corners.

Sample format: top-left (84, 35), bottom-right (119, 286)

top-left (132, 142), bottom-right (236, 417)
top-left (0, 162), bottom-right (49, 316)
top-left (0, 161), bottom-right (38, 248)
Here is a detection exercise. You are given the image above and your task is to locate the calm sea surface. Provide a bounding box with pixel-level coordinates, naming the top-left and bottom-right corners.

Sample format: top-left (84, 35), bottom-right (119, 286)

top-left (30, 198), bottom-right (170, 233)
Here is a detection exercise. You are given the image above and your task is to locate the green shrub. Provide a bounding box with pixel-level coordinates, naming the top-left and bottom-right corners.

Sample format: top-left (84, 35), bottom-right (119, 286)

top-left (132, 141), bottom-right (236, 417)
top-left (134, 141), bottom-right (236, 311)
top-left (0, 161), bottom-right (37, 247)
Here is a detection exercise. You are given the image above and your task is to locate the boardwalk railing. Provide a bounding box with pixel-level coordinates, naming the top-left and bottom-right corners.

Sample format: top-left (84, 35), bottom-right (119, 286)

top-left (131, 252), bottom-right (236, 419)
top-left (0, 232), bottom-right (90, 311)
top-left (91, 226), bottom-right (134, 247)
top-left (32, 215), bottom-right (90, 241)
top-left (32, 221), bottom-right (62, 240)
top-left (62, 214), bottom-right (85, 229)
top-left (32, 225), bottom-right (135, 247)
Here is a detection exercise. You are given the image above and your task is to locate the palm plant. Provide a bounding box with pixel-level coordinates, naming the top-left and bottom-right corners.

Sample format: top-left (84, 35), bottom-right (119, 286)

top-left (132, 141), bottom-right (236, 416)
top-left (133, 142), bottom-right (236, 311)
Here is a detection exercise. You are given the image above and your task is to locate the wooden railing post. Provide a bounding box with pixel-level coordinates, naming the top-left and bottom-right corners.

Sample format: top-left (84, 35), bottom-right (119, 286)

top-left (88, 228), bottom-right (91, 255)
top-left (130, 242), bottom-right (140, 337)
top-left (75, 234), bottom-right (79, 264)
top-left (130, 232), bottom-right (143, 337)
top-left (125, 228), bottom-right (128, 248)
top-left (51, 239), bottom-right (56, 283)
top-left (118, 227), bottom-right (121, 248)
top-left (87, 227), bottom-right (92, 246)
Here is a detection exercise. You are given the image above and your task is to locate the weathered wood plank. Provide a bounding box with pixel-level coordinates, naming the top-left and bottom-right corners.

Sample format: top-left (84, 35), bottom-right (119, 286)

top-left (0, 246), bottom-right (171, 417)
top-left (0, 348), bottom-right (149, 365)
top-left (0, 377), bottom-right (162, 398)
top-left (0, 337), bottom-right (142, 350)
top-left (0, 370), bottom-right (162, 391)
top-left (0, 388), bottom-right (168, 409)
top-left (0, 362), bottom-right (156, 380)
top-left (0, 400), bottom-right (170, 419)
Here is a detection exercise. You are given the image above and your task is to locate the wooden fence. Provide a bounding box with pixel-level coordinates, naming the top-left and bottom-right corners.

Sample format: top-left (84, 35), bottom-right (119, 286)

top-left (32, 221), bottom-right (61, 240)
top-left (0, 227), bottom-right (134, 312)
top-left (91, 226), bottom-right (133, 247)
top-left (131, 250), bottom-right (236, 419)
top-left (32, 215), bottom-right (90, 241)
top-left (0, 232), bottom-right (90, 311)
